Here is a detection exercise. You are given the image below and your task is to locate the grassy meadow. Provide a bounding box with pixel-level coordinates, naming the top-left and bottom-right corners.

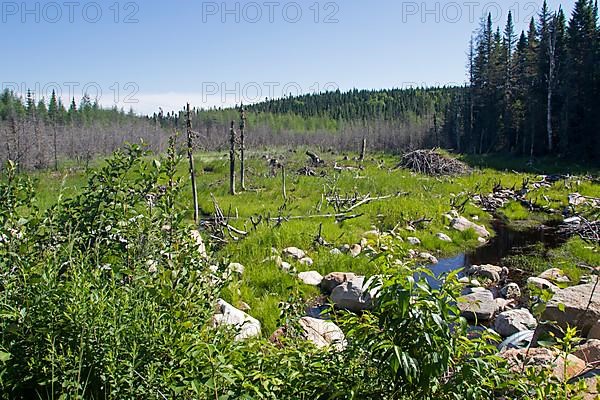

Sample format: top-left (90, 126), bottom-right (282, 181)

top-left (22, 147), bottom-right (600, 335)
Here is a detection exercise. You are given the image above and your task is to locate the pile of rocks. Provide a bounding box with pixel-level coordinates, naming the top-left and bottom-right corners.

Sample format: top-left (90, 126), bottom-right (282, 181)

top-left (458, 262), bottom-right (600, 393)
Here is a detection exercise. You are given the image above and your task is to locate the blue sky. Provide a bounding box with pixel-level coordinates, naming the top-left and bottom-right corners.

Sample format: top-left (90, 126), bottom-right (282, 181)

top-left (2, 0), bottom-right (575, 115)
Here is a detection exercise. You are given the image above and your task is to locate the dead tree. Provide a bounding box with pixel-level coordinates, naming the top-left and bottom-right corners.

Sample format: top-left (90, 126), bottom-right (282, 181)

top-left (186, 103), bottom-right (199, 224)
top-left (239, 104), bottom-right (247, 190)
top-left (229, 121), bottom-right (236, 196)
top-left (359, 137), bottom-right (367, 162)
top-left (281, 165), bottom-right (287, 201)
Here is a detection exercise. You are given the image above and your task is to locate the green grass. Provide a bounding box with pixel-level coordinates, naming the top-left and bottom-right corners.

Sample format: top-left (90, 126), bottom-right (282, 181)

top-left (15, 148), bottom-right (600, 335)
top-left (502, 237), bottom-right (599, 284)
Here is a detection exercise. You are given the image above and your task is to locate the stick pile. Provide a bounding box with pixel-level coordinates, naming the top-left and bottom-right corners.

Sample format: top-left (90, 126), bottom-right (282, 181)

top-left (397, 149), bottom-right (471, 176)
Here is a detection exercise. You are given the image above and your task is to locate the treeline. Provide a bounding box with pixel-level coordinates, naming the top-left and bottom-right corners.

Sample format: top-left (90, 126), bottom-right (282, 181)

top-left (444, 0), bottom-right (600, 159)
top-left (0, 90), bottom-right (164, 170)
top-left (151, 88), bottom-right (456, 155)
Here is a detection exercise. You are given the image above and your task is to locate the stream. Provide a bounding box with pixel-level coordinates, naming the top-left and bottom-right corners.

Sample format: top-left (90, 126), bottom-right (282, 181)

top-left (427, 219), bottom-right (565, 287)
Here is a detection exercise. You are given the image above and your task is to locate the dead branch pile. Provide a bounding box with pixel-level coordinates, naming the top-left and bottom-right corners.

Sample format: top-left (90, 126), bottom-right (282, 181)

top-left (558, 216), bottom-right (600, 242)
top-left (397, 149), bottom-right (470, 176)
top-left (201, 194), bottom-right (248, 243)
top-left (297, 166), bottom-right (317, 176)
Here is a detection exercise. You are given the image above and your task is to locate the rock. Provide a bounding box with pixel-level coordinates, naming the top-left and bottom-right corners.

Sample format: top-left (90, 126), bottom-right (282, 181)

top-left (329, 248), bottom-right (343, 256)
top-left (320, 272), bottom-right (359, 294)
top-left (360, 238), bottom-right (368, 248)
top-left (538, 268), bottom-right (571, 284)
top-left (341, 244), bottom-right (351, 253)
top-left (264, 255), bottom-right (283, 267)
top-left (298, 271), bottom-right (323, 286)
top-left (405, 226), bottom-right (416, 232)
top-left (299, 316), bottom-right (347, 351)
top-left (299, 257), bottom-right (314, 266)
top-left (463, 286), bottom-right (489, 295)
top-left (190, 230), bottom-right (208, 258)
top-left (350, 244), bottom-right (362, 258)
top-left (478, 237), bottom-right (487, 244)
top-left (212, 299), bottom-right (261, 341)
top-left (494, 309), bottom-right (538, 337)
top-left (527, 277), bottom-right (559, 292)
top-left (457, 290), bottom-right (497, 321)
top-left (501, 347), bottom-right (587, 381)
top-left (238, 301), bottom-right (251, 311)
top-left (574, 339), bottom-right (600, 365)
top-left (543, 279), bottom-right (600, 336)
top-left (331, 276), bottom-right (379, 313)
top-left (495, 298), bottom-right (517, 312)
top-left (467, 264), bottom-right (507, 283)
top-left (436, 232), bottom-right (452, 242)
top-left (280, 261), bottom-right (293, 273)
top-left (573, 370), bottom-right (600, 400)
top-left (283, 247), bottom-right (306, 260)
top-left (419, 252), bottom-right (438, 264)
top-left (407, 237), bottom-right (421, 245)
top-left (501, 283), bottom-right (522, 300)
top-left (227, 263), bottom-right (245, 275)
top-left (569, 193), bottom-right (587, 206)
top-left (451, 216), bottom-right (490, 238)
top-left (588, 321), bottom-right (600, 340)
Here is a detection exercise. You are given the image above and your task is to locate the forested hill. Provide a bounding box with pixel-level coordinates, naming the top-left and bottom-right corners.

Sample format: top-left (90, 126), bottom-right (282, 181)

top-left (244, 87), bottom-right (460, 121)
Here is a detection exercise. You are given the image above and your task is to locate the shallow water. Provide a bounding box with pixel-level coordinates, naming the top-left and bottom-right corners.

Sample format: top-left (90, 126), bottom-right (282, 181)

top-left (427, 220), bottom-right (565, 286)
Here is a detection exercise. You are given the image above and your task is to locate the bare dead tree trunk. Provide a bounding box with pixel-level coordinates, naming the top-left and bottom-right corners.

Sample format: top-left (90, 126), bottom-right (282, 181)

top-left (53, 120), bottom-right (58, 171)
top-left (281, 165), bottom-right (287, 201)
top-left (229, 121), bottom-right (236, 196)
top-left (239, 104), bottom-right (246, 191)
top-left (186, 103), bottom-right (199, 224)
top-left (359, 137), bottom-right (367, 162)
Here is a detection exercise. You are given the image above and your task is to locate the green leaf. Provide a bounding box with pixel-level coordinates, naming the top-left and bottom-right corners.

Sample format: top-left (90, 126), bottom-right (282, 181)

top-left (0, 351), bottom-right (11, 362)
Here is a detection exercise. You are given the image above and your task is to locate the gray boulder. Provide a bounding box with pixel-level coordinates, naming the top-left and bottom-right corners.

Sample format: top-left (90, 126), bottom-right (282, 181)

top-left (538, 268), bottom-right (570, 284)
top-left (299, 317), bottom-right (347, 351)
top-left (527, 277), bottom-right (559, 292)
top-left (451, 216), bottom-right (490, 238)
top-left (283, 247), bottom-right (306, 260)
top-left (543, 279), bottom-right (600, 336)
top-left (298, 271), bottom-right (323, 286)
top-left (320, 272), bottom-right (359, 294)
top-left (467, 264), bottom-right (507, 284)
top-left (494, 309), bottom-right (538, 337)
top-left (212, 299), bottom-right (261, 341)
top-left (436, 232), bottom-right (452, 242)
top-left (331, 276), bottom-right (379, 313)
top-left (458, 290), bottom-right (497, 321)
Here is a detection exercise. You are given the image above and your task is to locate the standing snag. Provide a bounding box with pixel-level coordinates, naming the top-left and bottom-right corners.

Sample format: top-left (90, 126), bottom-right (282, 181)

top-left (229, 121), bottom-right (236, 196)
top-left (239, 103), bottom-right (247, 191)
top-left (186, 103), bottom-right (199, 224)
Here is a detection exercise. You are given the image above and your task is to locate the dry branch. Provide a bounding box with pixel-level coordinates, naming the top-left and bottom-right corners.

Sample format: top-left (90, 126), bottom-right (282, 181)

top-left (397, 149), bottom-right (470, 176)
